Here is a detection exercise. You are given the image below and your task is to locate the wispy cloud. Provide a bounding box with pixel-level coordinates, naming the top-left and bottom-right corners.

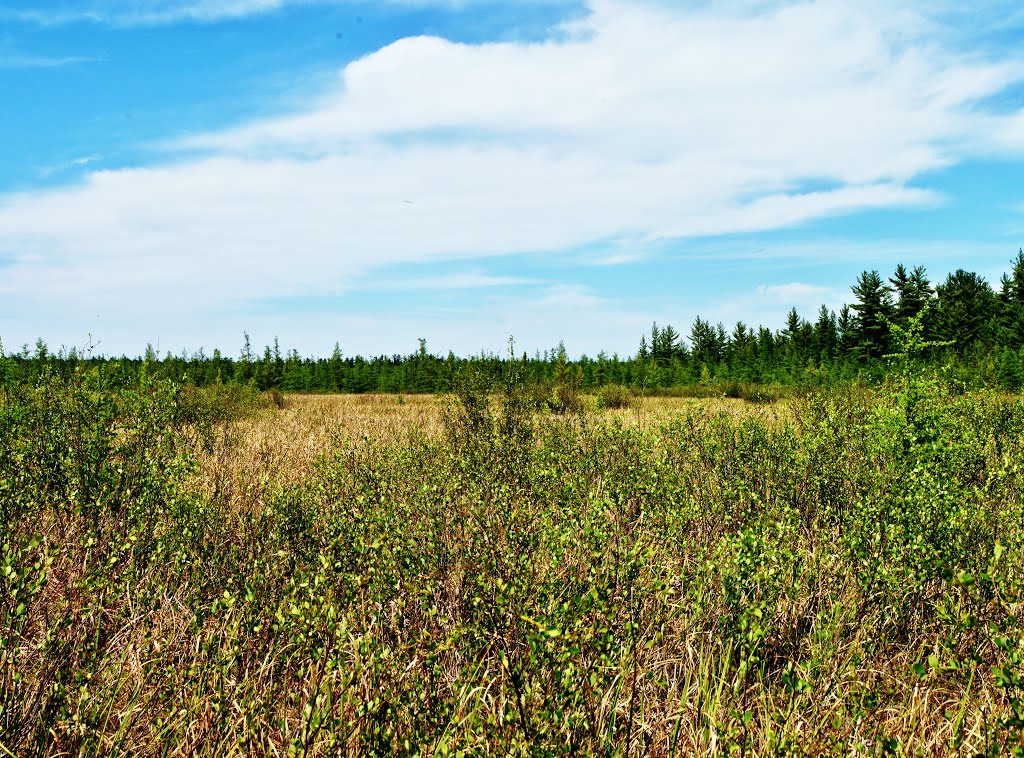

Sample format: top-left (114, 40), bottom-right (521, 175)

top-left (38, 155), bottom-right (102, 178)
top-left (0, 53), bottom-right (102, 67)
top-left (370, 271), bottom-right (539, 291)
top-left (535, 284), bottom-right (603, 309)
top-left (0, 1), bottom-right (290, 26)
top-left (0, 0), bottom-right (571, 27)
top-left (756, 283), bottom-right (845, 306)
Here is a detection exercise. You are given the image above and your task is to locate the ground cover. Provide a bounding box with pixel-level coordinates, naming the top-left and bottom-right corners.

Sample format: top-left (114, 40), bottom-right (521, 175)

top-left (2, 366), bottom-right (1023, 755)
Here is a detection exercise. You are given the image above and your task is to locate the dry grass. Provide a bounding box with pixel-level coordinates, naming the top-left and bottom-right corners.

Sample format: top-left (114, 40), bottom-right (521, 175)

top-left (5, 379), bottom-right (1024, 756)
top-left (194, 393), bottom-right (790, 498)
top-left (191, 393), bottom-right (795, 523)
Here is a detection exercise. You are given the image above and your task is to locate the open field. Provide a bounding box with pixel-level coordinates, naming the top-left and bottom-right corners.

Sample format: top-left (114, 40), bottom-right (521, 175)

top-left (3, 371), bottom-right (1024, 755)
top-left (198, 393), bottom-right (790, 500)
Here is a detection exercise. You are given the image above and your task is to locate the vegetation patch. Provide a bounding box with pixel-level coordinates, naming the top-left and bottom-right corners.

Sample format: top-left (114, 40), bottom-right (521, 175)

top-left (2, 326), bottom-right (1024, 755)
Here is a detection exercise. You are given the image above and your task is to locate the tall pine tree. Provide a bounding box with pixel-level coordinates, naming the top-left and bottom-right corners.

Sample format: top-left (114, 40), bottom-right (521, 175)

top-left (850, 270), bottom-right (894, 360)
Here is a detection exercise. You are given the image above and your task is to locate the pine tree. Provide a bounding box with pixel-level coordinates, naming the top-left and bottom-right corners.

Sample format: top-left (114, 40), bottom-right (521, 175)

top-left (236, 332), bottom-right (254, 384)
top-left (997, 347), bottom-right (1023, 390)
top-left (811, 305), bottom-right (838, 364)
top-left (329, 342), bottom-right (345, 392)
top-left (889, 264), bottom-right (933, 327)
top-left (999, 249), bottom-right (1024, 349)
top-left (654, 324), bottom-right (681, 367)
top-left (689, 317), bottom-right (723, 368)
top-left (1000, 249), bottom-right (1024, 304)
top-left (935, 270), bottom-right (998, 354)
top-left (850, 270), bottom-right (894, 360)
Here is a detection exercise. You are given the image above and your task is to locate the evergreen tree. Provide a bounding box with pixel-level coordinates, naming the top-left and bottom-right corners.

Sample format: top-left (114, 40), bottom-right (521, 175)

top-left (653, 324), bottom-right (681, 367)
top-left (236, 332), bottom-right (254, 385)
top-left (782, 308), bottom-right (801, 342)
top-left (273, 337), bottom-right (284, 386)
top-left (731, 321), bottom-right (752, 350)
top-left (1000, 249), bottom-right (1024, 304)
top-left (813, 305), bottom-right (838, 362)
top-left (837, 305), bottom-right (857, 356)
top-left (850, 270), bottom-right (894, 360)
top-left (329, 342), bottom-right (345, 392)
top-left (999, 250), bottom-right (1024, 349)
top-left (690, 317), bottom-right (723, 368)
top-left (756, 327), bottom-right (777, 381)
top-left (935, 270), bottom-right (998, 353)
top-left (889, 264), bottom-right (929, 324)
top-left (726, 322), bottom-right (751, 375)
top-left (997, 347), bottom-right (1023, 390)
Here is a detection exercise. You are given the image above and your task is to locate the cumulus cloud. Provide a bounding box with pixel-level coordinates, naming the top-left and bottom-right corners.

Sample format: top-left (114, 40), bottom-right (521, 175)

top-left (2, 0), bottom-right (1024, 351)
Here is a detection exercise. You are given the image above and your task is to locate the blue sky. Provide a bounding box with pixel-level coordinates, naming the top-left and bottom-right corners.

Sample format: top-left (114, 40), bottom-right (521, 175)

top-left (1, 0), bottom-right (1023, 359)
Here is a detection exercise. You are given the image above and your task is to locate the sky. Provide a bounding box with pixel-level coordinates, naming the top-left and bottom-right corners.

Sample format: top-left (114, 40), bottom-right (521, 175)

top-left (1, 0), bottom-right (1023, 359)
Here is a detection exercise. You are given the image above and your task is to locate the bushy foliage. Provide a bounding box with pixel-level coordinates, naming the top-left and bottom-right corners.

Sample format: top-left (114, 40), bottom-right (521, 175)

top-left (596, 383), bottom-right (633, 410)
top-left (3, 348), bottom-right (1024, 755)
top-left (177, 381), bottom-right (279, 426)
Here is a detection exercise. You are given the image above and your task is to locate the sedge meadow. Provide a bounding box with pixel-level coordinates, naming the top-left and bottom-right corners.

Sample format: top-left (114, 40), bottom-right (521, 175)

top-left (2, 343), bottom-right (1024, 756)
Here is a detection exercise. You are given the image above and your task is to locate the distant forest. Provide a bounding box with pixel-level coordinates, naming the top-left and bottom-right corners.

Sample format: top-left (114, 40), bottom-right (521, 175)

top-left (4, 251), bottom-right (1024, 393)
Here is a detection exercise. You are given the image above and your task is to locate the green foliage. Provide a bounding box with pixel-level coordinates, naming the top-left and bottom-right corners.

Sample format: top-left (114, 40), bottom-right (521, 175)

top-left (177, 381), bottom-right (278, 426)
top-left (595, 383), bottom-right (633, 410)
top-left (4, 324), bottom-right (1024, 754)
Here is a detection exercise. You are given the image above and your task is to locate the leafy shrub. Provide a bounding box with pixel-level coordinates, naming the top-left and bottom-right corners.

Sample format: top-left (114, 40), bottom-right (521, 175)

top-left (723, 380), bottom-right (743, 399)
top-left (177, 382), bottom-right (275, 425)
top-left (546, 381), bottom-right (583, 414)
top-left (596, 383), bottom-right (633, 410)
top-left (268, 387), bottom-right (286, 409)
top-left (741, 385), bottom-right (779, 404)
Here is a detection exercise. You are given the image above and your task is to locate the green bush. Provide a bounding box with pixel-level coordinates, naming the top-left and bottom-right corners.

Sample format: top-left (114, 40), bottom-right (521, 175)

top-left (546, 381), bottom-right (583, 414)
top-left (741, 385), bottom-right (779, 404)
top-left (177, 382), bottom-right (276, 425)
top-left (596, 383), bottom-right (633, 410)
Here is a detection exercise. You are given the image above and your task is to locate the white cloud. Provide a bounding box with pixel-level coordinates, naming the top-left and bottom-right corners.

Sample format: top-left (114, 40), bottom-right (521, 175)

top-left (0, 53), bottom-right (101, 67)
top-left (369, 271), bottom-right (539, 290)
top-left (536, 284), bottom-right (603, 309)
top-left (756, 283), bottom-right (842, 304)
top-left (2, 0), bottom-right (1024, 353)
top-left (0, 0), bottom-right (569, 27)
top-left (0, 1), bottom-right (304, 26)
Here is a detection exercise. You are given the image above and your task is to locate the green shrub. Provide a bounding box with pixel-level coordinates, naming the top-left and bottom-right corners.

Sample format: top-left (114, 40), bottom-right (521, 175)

top-left (546, 382), bottom-right (583, 414)
top-left (177, 382), bottom-right (275, 425)
top-left (741, 385), bottom-right (779, 404)
top-left (596, 383), bottom-right (633, 410)
top-left (5, 336), bottom-right (1024, 755)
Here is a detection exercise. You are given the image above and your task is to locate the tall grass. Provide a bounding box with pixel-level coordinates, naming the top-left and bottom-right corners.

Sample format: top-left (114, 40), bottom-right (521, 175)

top-left (1, 358), bottom-right (1024, 755)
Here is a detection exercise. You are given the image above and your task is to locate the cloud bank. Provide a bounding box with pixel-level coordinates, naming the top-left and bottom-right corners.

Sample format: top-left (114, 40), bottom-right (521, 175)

top-left (2, 0), bottom-right (1024, 352)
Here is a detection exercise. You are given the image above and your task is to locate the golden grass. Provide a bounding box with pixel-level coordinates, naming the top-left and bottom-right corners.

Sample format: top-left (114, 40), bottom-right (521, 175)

top-left (10, 383), bottom-right (1019, 755)
top-left (193, 393), bottom-right (791, 504)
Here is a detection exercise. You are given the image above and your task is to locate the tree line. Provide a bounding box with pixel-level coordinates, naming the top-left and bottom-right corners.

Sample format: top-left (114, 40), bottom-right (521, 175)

top-left (3, 251), bottom-right (1024, 394)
